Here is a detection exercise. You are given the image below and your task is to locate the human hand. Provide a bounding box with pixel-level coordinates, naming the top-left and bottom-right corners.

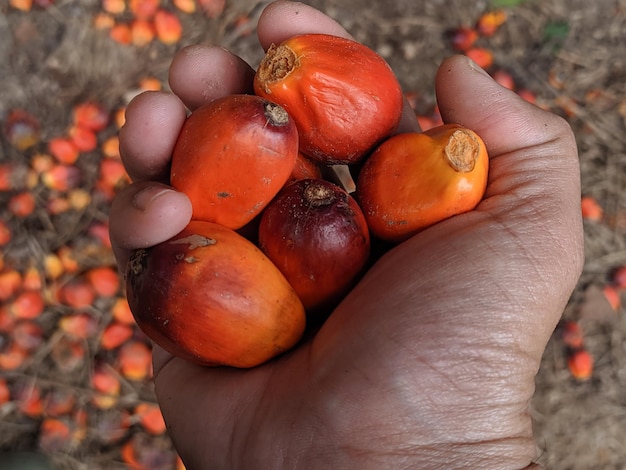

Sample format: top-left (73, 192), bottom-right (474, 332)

top-left (109, 1), bottom-right (584, 468)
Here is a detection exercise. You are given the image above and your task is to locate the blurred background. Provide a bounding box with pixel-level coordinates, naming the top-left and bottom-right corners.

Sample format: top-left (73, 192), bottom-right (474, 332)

top-left (1, 0), bottom-right (625, 468)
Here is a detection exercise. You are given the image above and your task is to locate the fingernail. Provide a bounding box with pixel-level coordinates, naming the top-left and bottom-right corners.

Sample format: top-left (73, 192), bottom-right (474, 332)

top-left (465, 55), bottom-right (491, 77)
top-left (132, 186), bottom-right (175, 211)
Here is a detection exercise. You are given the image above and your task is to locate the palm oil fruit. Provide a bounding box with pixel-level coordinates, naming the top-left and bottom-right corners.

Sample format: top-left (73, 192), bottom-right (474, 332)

top-left (254, 34), bottom-right (403, 165)
top-left (125, 220), bottom-right (306, 368)
top-left (170, 94), bottom-right (299, 230)
top-left (357, 124), bottom-right (489, 243)
top-left (258, 179), bottom-right (370, 318)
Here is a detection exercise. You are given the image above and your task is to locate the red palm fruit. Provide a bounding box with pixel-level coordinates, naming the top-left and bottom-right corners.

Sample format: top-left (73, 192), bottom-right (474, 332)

top-left (254, 34), bottom-right (403, 165)
top-left (0, 220), bottom-right (11, 246)
top-left (100, 322), bottom-right (134, 350)
top-left (41, 164), bottom-right (81, 191)
top-left (170, 94), bottom-right (298, 229)
top-left (48, 137), bottom-right (80, 164)
top-left (72, 101), bottom-right (109, 131)
top-left (102, 0), bottom-right (125, 14)
top-left (0, 163), bottom-right (30, 190)
top-left (91, 363), bottom-right (121, 410)
top-left (581, 196), bottom-right (603, 221)
top-left (12, 320), bottom-right (44, 351)
top-left (135, 402), bottom-right (167, 435)
top-left (0, 269), bottom-right (22, 301)
top-left (560, 320), bottom-right (584, 349)
top-left (130, 0), bottom-right (160, 20)
top-left (8, 192), bottom-right (36, 217)
top-left (130, 19), bottom-right (155, 47)
top-left (258, 179), bottom-right (370, 317)
top-left (602, 285), bottom-right (621, 311)
top-left (0, 378), bottom-right (10, 405)
top-left (16, 381), bottom-right (44, 417)
top-left (58, 312), bottom-right (98, 340)
top-left (0, 342), bottom-right (28, 370)
top-left (68, 125), bottom-right (98, 152)
top-left (154, 9), bottom-right (182, 45)
top-left (86, 266), bottom-right (120, 297)
top-left (38, 418), bottom-right (73, 453)
top-left (4, 109), bottom-right (40, 150)
top-left (117, 340), bottom-right (152, 381)
top-left (567, 348), bottom-right (593, 381)
top-left (465, 48), bottom-right (494, 69)
top-left (9, 290), bottom-right (45, 319)
top-left (57, 277), bottom-right (96, 308)
top-left (126, 220), bottom-right (306, 367)
top-left (451, 27), bottom-right (478, 51)
top-left (111, 297), bottom-right (135, 324)
top-left (289, 152), bottom-right (323, 183)
top-left (477, 10), bottom-right (507, 37)
top-left (43, 387), bottom-right (77, 417)
top-left (109, 23), bottom-right (132, 45)
top-left (198, 0), bottom-right (225, 18)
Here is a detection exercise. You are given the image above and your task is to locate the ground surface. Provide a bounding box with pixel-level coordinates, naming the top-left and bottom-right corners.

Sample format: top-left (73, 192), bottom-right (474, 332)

top-left (1, 0), bottom-right (625, 469)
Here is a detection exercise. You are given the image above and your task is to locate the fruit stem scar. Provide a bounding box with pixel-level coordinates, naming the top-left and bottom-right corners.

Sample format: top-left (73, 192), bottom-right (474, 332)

top-left (444, 129), bottom-right (480, 173)
top-left (128, 249), bottom-right (148, 276)
top-left (256, 44), bottom-right (299, 93)
top-left (263, 102), bottom-right (290, 126)
top-left (304, 181), bottom-right (336, 207)
top-left (170, 234), bottom-right (217, 250)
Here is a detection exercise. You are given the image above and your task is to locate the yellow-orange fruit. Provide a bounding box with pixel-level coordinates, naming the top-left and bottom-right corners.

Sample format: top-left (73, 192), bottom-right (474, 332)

top-left (357, 124), bottom-right (489, 242)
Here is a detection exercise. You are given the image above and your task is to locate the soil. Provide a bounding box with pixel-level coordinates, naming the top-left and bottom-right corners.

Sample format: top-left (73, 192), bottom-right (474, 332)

top-left (1, 0), bottom-right (625, 469)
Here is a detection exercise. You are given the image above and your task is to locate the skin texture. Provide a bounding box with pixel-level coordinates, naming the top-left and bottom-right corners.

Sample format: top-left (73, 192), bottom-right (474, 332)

top-left (109, 1), bottom-right (584, 469)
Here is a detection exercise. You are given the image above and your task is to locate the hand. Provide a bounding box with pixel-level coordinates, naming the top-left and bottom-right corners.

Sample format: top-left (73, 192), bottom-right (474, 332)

top-left (109, 1), bottom-right (584, 468)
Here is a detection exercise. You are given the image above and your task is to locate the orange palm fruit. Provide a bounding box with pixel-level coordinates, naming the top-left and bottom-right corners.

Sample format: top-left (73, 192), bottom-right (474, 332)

top-left (0, 269), bottom-right (22, 301)
top-left (154, 9), bottom-right (182, 45)
top-left (357, 124), bottom-right (489, 243)
top-left (86, 266), bottom-right (120, 297)
top-left (57, 277), bottom-right (96, 308)
top-left (72, 101), bottom-right (109, 131)
top-left (100, 322), bottom-right (134, 350)
top-left (170, 94), bottom-right (298, 229)
top-left (9, 290), bottom-right (45, 319)
top-left (68, 125), bottom-right (98, 152)
top-left (0, 378), bottom-right (10, 405)
top-left (111, 297), bottom-right (135, 324)
top-left (130, 0), bottom-right (160, 20)
top-left (48, 137), bottom-right (80, 164)
top-left (130, 19), bottom-right (155, 46)
top-left (254, 33), bottom-right (403, 165)
top-left (117, 341), bottom-right (152, 381)
top-left (567, 348), bottom-right (593, 381)
top-left (135, 402), bottom-right (167, 435)
top-left (8, 192), bottom-right (36, 217)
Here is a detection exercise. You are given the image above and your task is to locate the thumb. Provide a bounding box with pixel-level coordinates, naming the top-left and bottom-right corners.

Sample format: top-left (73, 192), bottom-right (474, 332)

top-left (436, 55), bottom-right (575, 158)
top-left (434, 54), bottom-right (584, 337)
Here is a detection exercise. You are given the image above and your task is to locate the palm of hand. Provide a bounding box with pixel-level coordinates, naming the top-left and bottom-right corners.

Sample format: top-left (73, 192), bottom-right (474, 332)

top-left (152, 104), bottom-right (581, 468)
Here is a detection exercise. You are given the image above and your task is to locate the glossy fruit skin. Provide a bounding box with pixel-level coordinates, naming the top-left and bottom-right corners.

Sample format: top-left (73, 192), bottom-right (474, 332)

top-left (125, 220), bottom-right (306, 368)
top-left (254, 34), bottom-right (403, 165)
top-left (170, 94), bottom-right (298, 230)
top-left (357, 124), bottom-right (489, 243)
top-left (258, 179), bottom-right (370, 317)
top-left (289, 152), bottom-right (323, 183)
